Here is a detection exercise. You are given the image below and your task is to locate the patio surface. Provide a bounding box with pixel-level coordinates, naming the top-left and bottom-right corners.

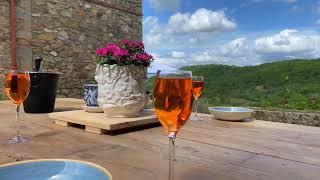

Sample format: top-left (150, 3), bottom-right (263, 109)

top-left (0, 98), bottom-right (320, 180)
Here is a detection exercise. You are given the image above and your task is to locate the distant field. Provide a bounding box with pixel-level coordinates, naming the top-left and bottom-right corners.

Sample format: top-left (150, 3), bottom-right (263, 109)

top-left (181, 59), bottom-right (320, 111)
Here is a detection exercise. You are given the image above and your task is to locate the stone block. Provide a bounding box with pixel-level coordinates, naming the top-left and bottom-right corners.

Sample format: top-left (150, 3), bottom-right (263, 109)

top-left (47, 3), bottom-right (57, 15)
top-left (252, 110), bottom-right (320, 127)
top-left (16, 7), bottom-right (31, 21)
top-left (16, 46), bottom-right (32, 69)
top-left (35, 0), bottom-right (46, 6)
top-left (32, 14), bottom-right (41, 17)
top-left (0, 17), bottom-right (9, 26)
top-left (50, 51), bottom-right (58, 57)
top-left (35, 33), bottom-right (55, 41)
top-left (57, 31), bottom-right (69, 40)
top-left (16, 31), bottom-right (32, 40)
top-left (61, 8), bottom-right (73, 17)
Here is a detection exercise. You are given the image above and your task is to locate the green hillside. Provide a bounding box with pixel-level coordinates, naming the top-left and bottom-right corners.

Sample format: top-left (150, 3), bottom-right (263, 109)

top-left (181, 59), bottom-right (320, 111)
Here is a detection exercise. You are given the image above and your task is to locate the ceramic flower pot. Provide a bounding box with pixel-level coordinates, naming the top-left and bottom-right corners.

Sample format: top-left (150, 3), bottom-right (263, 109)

top-left (83, 84), bottom-right (99, 107)
top-left (95, 64), bottom-right (147, 117)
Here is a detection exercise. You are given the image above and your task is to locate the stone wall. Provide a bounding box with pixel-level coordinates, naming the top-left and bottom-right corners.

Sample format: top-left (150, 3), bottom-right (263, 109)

top-left (16, 0), bottom-right (32, 70)
top-left (252, 109), bottom-right (320, 127)
top-left (0, 1), bottom-right (10, 98)
top-left (0, 0), bottom-right (142, 98)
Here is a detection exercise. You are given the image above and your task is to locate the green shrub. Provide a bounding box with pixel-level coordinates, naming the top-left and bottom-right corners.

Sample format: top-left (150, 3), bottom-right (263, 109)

top-left (182, 59), bottom-right (320, 112)
top-left (194, 98), bottom-right (211, 114)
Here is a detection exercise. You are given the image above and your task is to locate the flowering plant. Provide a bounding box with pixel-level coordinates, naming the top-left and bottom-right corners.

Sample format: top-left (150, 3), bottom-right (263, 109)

top-left (95, 40), bottom-right (154, 67)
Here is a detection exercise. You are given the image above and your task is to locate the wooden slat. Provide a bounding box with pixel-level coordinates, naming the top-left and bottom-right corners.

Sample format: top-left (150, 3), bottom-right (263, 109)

top-left (49, 109), bottom-right (158, 131)
top-left (0, 99), bottom-right (320, 180)
top-left (85, 126), bottom-right (106, 134)
top-left (124, 125), bottom-right (320, 179)
top-left (55, 120), bottom-right (71, 127)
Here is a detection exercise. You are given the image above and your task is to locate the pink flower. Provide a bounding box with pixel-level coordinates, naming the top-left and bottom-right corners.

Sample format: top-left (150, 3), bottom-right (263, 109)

top-left (136, 52), bottom-right (153, 61)
top-left (105, 44), bottom-right (119, 51)
top-left (121, 39), bottom-right (130, 45)
top-left (130, 54), bottom-right (137, 61)
top-left (132, 41), bottom-right (144, 49)
top-left (121, 40), bottom-right (144, 49)
top-left (102, 48), bottom-right (109, 56)
top-left (96, 48), bottom-right (103, 55)
top-left (101, 44), bottom-right (121, 56)
top-left (96, 40), bottom-right (152, 67)
top-left (114, 48), bottom-right (129, 58)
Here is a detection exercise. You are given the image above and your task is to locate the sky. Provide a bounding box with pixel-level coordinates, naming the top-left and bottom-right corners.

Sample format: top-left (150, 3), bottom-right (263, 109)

top-left (142, 0), bottom-right (320, 67)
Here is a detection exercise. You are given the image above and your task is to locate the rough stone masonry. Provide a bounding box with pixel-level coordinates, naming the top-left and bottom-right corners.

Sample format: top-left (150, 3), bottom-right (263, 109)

top-left (0, 0), bottom-right (142, 98)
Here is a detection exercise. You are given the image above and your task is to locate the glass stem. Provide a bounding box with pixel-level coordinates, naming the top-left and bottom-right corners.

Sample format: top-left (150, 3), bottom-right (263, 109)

top-left (16, 105), bottom-right (21, 138)
top-left (195, 98), bottom-right (198, 119)
top-left (169, 132), bottom-right (175, 180)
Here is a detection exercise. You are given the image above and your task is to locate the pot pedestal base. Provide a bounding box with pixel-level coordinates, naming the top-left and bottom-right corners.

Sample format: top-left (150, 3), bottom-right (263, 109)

top-left (49, 109), bottom-right (159, 135)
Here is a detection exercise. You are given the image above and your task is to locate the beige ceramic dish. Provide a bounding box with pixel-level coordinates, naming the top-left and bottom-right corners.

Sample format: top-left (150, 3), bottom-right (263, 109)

top-left (209, 107), bottom-right (254, 121)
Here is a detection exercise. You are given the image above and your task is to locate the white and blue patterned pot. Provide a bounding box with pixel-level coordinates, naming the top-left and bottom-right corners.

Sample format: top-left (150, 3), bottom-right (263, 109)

top-left (83, 84), bottom-right (99, 107)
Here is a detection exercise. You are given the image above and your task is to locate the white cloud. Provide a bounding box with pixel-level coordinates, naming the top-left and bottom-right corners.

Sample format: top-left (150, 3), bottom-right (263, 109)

top-left (217, 38), bottom-right (250, 57)
top-left (151, 53), bottom-right (187, 68)
top-left (144, 33), bottom-right (164, 48)
top-left (150, 29), bottom-right (320, 67)
top-left (254, 29), bottom-right (320, 55)
top-left (143, 9), bottom-right (236, 49)
top-left (143, 16), bottom-right (159, 28)
top-left (167, 8), bottom-right (236, 34)
top-left (149, 0), bottom-right (180, 12)
top-left (171, 51), bottom-right (186, 59)
top-left (152, 38), bottom-right (258, 67)
top-left (316, 19), bottom-right (320, 24)
top-left (188, 38), bottom-right (259, 66)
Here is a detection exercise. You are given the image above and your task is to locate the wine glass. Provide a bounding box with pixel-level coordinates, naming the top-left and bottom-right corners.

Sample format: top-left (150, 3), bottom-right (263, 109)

top-left (191, 76), bottom-right (204, 121)
top-left (5, 70), bottom-right (31, 144)
top-left (153, 70), bottom-right (193, 180)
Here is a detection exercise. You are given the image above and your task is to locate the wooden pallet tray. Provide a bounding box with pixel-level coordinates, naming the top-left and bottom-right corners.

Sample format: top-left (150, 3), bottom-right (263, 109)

top-left (49, 110), bottom-right (159, 135)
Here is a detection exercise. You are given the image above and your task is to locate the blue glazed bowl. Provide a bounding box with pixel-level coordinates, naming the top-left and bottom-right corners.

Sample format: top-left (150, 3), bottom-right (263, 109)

top-left (0, 159), bottom-right (112, 180)
top-left (83, 84), bottom-right (99, 107)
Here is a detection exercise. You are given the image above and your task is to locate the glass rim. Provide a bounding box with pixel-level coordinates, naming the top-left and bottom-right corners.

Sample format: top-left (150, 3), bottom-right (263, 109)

top-left (6, 69), bottom-right (30, 73)
top-left (156, 69), bottom-right (192, 76)
top-left (192, 76), bottom-right (204, 80)
top-left (5, 70), bottom-right (30, 78)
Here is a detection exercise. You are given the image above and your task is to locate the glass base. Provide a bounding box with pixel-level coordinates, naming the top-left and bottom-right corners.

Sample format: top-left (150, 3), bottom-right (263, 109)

top-left (191, 115), bottom-right (202, 121)
top-left (8, 135), bottom-right (30, 144)
top-left (191, 118), bottom-right (201, 121)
